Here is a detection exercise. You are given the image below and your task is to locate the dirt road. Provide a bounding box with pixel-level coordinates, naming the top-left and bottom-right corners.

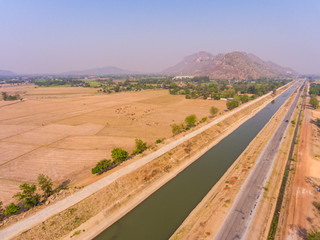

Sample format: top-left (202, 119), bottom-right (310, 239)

top-left (280, 85), bottom-right (320, 239)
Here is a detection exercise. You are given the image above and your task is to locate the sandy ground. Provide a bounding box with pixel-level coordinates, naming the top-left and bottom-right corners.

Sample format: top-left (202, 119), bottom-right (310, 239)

top-left (278, 94), bottom-right (320, 239)
top-left (170, 84), bottom-right (299, 240)
top-left (0, 85), bottom-right (228, 206)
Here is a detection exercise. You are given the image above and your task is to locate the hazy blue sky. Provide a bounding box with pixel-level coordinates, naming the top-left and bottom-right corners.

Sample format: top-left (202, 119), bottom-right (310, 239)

top-left (0, 0), bottom-right (319, 74)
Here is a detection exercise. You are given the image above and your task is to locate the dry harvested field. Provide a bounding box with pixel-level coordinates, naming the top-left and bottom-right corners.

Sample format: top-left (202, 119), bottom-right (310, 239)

top-left (0, 85), bottom-right (227, 205)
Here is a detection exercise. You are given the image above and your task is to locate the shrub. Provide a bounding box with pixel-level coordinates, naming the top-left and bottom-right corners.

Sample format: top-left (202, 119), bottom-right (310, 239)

top-left (132, 139), bottom-right (147, 156)
top-left (156, 139), bottom-right (162, 144)
top-left (210, 106), bottom-right (218, 116)
top-left (38, 174), bottom-right (53, 198)
top-left (201, 116), bottom-right (208, 122)
top-left (312, 201), bottom-right (320, 212)
top-left (111, 148), bottom-right (128, 163)
top-left (14, 183), bottom-right (40, 208)
top-left (1, 92), bottom-right (20, 101)
top-left (5, 203), bottom-right (21, 216)
top-left (185, 114), bottom-right (197, 127)
top-left (172, 123), bottom-right (182, 135)
top-left (92, 159), bottom-right (113, 174)
top-left (307, 226), bottom-right (320, 240)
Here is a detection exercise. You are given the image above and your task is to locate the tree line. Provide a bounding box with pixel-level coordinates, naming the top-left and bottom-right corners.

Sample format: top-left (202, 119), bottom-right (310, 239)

top-left (0, 174), bottom-right (53, 219)
top-left (92, 139), bottom-right (148, 175)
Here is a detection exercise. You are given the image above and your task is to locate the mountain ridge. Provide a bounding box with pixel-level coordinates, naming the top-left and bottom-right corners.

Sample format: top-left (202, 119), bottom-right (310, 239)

top-left (163, 51), bottom-right (296, 80)
top-left (0, 70), bottom-right (16, 76)
top-left (60, 66), bottom-right (138, 76)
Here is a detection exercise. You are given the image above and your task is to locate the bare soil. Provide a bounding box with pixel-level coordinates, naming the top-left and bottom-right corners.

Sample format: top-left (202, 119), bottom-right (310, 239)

top-left (0, 85), bottom-right (226, 206)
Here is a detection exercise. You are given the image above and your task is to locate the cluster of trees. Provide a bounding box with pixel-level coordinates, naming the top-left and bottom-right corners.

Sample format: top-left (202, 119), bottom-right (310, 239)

top-left (171, 114), bottom-right (197, 135)
top-left (92, 139), bottom-right (147, 175)
top-left (169, 79), bottom-right (288, 100)
top-left (226, 94), bottom-right (251, 110)
top-left (309, 83), bottom-right (320, 109)
top-left (172, 107), bottom-right (219, 135)
top-left (33, 79), bottom-right (89, 87)
top-left (309, 83), bottom-right (320, 96)
top-left (0, 174), bottom-right (53, 218)
top-left (1, 92), bottom-right (21, 101)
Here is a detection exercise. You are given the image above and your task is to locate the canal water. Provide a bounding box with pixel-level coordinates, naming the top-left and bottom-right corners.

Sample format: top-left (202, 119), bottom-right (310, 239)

top-left (94, 82), bottom-right (299, 240)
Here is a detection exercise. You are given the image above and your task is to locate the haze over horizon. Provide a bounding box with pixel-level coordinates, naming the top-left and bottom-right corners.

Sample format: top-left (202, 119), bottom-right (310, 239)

top-left (0, 0), bottom-right (319, 75)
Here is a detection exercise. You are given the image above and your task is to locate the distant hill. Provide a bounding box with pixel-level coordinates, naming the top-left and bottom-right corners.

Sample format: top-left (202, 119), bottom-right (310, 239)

top-left (163, 51), bottom-right (296, 80)
top-left (0, 70), bottom-right (16, 76)
top-left (61, 66), bottom-right (138, 76)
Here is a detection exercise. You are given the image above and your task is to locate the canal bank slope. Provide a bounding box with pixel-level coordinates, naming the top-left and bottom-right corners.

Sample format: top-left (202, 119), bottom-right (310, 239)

top-left (170, 81), bottom-right (303, 240)
top-left (0, 82), bottom-right (292, 240)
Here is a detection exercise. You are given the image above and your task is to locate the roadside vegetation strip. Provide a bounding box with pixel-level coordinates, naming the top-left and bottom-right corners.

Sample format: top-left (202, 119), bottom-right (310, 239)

top-left (267, 85), bottom-right (306, 240)
top-left (0, 83), bottom-right (293, 240)
top-left (170, 81), bottom-right (300, 240)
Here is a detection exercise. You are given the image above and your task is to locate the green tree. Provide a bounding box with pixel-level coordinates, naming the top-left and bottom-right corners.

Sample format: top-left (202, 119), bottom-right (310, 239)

top-left (132, 139), bottom-right (147, 156)
top-left (210, 106), bottom-right (218, 116)
top-left (14, 183), bottom-right (40, 208)
top-left (5, 203), bottom-right (21, 216)
top-left (111, 148), bottom-right (128, 163)
top-left (307, 226), bottom-right (320, 240)
top-left (240, 94), bottom-right (249, 103)
top-left (310, 96), bottom-right (319, 109)
top-left (37, 174), bottom-right (53, 198)
top-left (185, 114), bottom-right (197, 127)
top-left (92, 159), bottom-right (113, 174)
top-left (226, 100), bottom-right (239, 110)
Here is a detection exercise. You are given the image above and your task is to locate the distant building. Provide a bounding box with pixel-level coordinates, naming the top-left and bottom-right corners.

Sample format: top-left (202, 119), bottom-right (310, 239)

top-left (173, 76), bottom-right (194, 80)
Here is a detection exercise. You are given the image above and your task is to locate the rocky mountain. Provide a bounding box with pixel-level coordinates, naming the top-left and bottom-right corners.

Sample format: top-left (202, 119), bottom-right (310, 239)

top-left (163, 51), bottom-right (296, 80)
top-left (61, 66), bottom-right (138, 76)
top-left (0, 70), bottom-right (16, 76)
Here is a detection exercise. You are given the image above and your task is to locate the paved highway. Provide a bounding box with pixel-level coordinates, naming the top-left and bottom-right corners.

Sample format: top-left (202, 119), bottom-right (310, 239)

top-left (214, 80), bottom-right (305, 240)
